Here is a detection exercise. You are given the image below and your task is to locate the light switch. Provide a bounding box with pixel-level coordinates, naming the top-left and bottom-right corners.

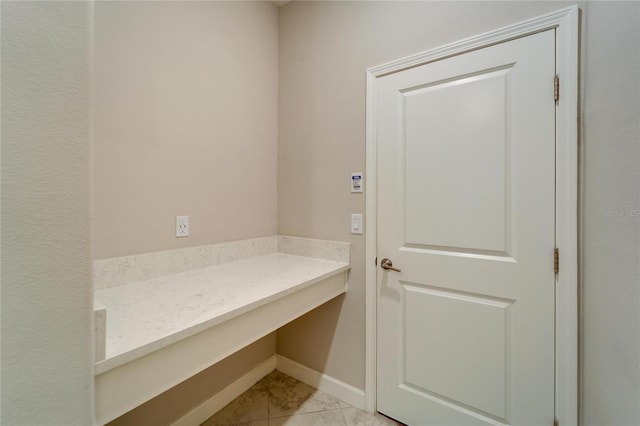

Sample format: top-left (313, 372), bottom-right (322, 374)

top-left (351, 213), bottom-right (363, 235)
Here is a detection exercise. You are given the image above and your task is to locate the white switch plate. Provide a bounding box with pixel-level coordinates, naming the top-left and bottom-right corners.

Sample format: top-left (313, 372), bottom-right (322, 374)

top-left (351, 213), bottom-right (363, 235)
top-left (176, 215), bottom-right (189, 237)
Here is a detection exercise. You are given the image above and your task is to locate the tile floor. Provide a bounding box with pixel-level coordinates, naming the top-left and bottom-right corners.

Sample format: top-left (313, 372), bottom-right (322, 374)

top-left (201, 370), bottom-right (403, 426)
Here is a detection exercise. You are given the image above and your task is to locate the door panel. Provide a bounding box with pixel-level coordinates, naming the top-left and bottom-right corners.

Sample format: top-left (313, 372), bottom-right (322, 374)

top-left (377, 30), bottom-right (556, 426)
top-left (404, 66), bottom-right (511, 253)
top-left (403, 284), bottom-right (511, 419)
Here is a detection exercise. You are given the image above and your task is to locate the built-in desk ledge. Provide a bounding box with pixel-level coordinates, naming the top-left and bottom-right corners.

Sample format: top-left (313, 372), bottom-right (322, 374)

top-left (93, 235), bottom-right (350, 425)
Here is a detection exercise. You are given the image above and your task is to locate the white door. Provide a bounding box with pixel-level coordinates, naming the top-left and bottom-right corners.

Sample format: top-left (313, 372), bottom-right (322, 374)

top-left (376, 30), bottom-right (556, 425)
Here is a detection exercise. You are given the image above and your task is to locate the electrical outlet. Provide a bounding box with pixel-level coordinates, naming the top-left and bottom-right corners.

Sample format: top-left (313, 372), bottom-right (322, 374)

top-left (176, 215), bottom-right (189, 237)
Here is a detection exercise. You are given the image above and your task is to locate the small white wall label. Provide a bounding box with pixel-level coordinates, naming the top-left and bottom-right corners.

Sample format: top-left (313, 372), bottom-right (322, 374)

top-left (351, 172), bottom-right (363, 193)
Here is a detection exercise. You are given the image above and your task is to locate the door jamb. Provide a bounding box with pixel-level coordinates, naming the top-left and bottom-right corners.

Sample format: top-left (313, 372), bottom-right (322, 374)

top-left (364, 6), bottom-right (579, 424)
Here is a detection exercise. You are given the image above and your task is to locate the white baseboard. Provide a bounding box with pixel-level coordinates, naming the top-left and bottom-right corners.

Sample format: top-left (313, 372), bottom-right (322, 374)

top-left (171, 355), bottom-right (276, 426)
top-left (275, 355), bottom-right (366, 410)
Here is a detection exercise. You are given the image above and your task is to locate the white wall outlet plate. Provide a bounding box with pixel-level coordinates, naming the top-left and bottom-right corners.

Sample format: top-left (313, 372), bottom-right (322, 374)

top-left (176, 215), bottom-right (189, 237)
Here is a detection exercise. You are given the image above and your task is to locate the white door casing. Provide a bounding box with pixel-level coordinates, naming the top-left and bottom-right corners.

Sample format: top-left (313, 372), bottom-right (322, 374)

top-left (365, 6), bottom-right (579, 426)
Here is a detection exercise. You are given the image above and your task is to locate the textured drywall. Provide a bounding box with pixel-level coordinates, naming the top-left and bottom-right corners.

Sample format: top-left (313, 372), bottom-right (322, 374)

top-left (277, 0), bottom-right (578, 392)
top-left (93, 1), bottom-right (278, 259)
top-left (581, 2), bottom-right (640, 425)
top-left (1, 1), bottom-right (94, 424)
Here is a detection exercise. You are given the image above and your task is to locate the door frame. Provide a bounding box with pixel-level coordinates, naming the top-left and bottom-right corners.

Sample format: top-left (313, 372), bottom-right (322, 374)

top-left (364, 6), bottom-right (579, 424)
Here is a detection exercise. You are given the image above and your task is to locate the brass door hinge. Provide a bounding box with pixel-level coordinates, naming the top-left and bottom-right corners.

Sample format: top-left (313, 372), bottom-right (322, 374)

top-left (553, 418), bottom-right (559, 426)
top-left (554, 247), bottom-right (560, 275)
top-left (554, 74), bottom-right (560, 103)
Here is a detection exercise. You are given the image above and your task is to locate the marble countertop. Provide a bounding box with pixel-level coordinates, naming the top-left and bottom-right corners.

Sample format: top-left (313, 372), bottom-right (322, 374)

top-left (95, 252), bottom-right (349, 374)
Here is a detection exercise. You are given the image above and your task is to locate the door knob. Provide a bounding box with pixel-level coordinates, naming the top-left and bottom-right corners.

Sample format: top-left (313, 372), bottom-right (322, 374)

top-left (380, 258), bottom-right (401, 272)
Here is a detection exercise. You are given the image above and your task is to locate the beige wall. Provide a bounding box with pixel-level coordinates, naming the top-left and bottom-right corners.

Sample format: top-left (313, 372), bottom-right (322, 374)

top-left (1, 2), bottom-right (94, 424)
top-left (277, 1), bottom-right (639, 424)
top-left (93, 2), bottom-right (279, 424)
top-left (93, 1), bottom-right (279, 259)
top-left (582, 2), bottom-right (640, 425)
